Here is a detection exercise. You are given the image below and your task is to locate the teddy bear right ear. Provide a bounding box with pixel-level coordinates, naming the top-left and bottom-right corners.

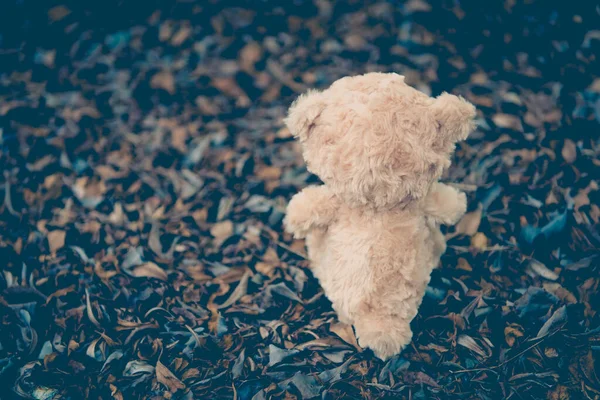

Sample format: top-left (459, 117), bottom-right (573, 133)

top-left (431, 92), bottom-right (476, 142)
top-left (285, 90), bottom-right (327, 142)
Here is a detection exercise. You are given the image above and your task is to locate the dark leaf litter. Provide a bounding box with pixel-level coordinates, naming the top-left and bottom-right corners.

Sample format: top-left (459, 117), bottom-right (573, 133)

top-left (1, 0), bottom-right (599, 399)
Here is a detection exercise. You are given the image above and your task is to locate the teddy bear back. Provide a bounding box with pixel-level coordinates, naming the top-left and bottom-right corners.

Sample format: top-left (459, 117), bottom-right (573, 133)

top-left (286, 73), bottom-right (476, 210)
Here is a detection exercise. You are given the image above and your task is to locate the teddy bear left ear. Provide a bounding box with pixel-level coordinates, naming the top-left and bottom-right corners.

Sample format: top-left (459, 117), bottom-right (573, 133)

top-left (431, 92), bottom-right (476, 141)
top-left (285, 90), bottom-right (327, 142)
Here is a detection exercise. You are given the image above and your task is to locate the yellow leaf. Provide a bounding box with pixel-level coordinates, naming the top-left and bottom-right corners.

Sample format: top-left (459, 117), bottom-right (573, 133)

top-left (470, 232), bottom-right (489, 250)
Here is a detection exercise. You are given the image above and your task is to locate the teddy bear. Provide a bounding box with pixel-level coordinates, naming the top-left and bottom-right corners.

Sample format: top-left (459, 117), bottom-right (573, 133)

top-left (283, 72), bottom-right (476, 360)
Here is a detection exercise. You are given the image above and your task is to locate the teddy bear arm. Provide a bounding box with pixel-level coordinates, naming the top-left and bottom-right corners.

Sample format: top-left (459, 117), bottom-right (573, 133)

top-left (423, 182), bottom-right (467, 225)
top-left (284, 186), bottom-right (339, 239)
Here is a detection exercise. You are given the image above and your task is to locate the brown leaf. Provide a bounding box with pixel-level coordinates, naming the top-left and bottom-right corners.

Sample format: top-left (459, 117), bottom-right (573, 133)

top-left (330, 322), bottom-right (361, 351)
top-left (255, 262), bottom-right (276, 277)
top-left (453, 205), bottom-right (482, 237)
top-left (109, 383), bottom-right (124, 400)
top-left (170, 25), bottom-right (191, 46)
top-left (210, 220), bottom-right (234, 246)
top-left (561, 139), bottom-right (577, 163)
top-left (504, 324), bottom-right (524, 347)
top-left (547, 385), bottom-right (570, 400)
top-left (182, 368), bottom-right (200, 380)
top-left (170, 127), bottom-right (188, 152)
top-left (130, 262), bottom-right (168, 281)
top-left (85, 288), bottom-right (101, 327)
top-left (48, 5), bottom-right (71, 21)
top-left (544, 347), bottom-right (559, 358)
top-left (256, 166), bottom-right (282, 180)
top-left (27, 155), bottom-right (55, 171)
top-left (528, 259), bottom-right (559, 281)
top-left (267, 60), bottom-right (306, 93)
top-left (159, 21), bottom-right (173, 41)
top-left (493, 113), bottom-right (523, 131)
top-left (405, 371), bottom-right (441, 388)
top-left (148, 223), bottom-right (164, 256)
top-left (212, 78), bottom-right (250, 108)
top-left (195, 96), bottom-right (219, 115)
top-left (156, 360), bottom-right (185, 392)
top-left (86, 337), bottom-right (102, 359)
top-left (217, 270), bottom-right (250, 309)
top-left (543, 283), bottom-right (577, 304)
top-left (456, 257), bottom-right (472, 271)
top-left (457, 334), bottom-right (487, 357)
top-left (48, 230), bottom-right (66, 253)
top-left (240, 41), bottom-right (262, 71)
top-left (68, 340), bottom-right (79, 355)
top-left (151, 71), bottom-right (175, 94)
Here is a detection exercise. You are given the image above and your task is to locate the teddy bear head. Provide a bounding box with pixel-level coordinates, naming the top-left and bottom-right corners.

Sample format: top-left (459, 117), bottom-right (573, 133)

top-left (285, 72), bottom-right (476, 209)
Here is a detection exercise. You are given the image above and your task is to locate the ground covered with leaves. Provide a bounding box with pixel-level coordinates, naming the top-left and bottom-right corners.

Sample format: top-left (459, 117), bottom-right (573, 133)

top-left (1, 0), bottom-right (599, 399)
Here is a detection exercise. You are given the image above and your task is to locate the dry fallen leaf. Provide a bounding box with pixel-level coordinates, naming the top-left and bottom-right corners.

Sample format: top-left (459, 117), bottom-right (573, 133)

top-left (330, 323), bottom-right (361, 351)
top-left (240, 41), bottom-right (263, 71)
top-left (48, 5), bottom-right (71, 21)
top-left (156, 360), bottom-right (185, 392)
top-left (130, 262), bottom-right (168, 281)
top-left (470, 232), bottom-right (489, 249)
top-left (85, 288), bottom-right (101, 327)
top-left (528, 259), bottom-right (559, 281)
top-left (457, 334), bottom-right (487, 357)
top-left (493, 113), bottom-right (523, 131)
top-left (170, 25), bottom-right (191, 46)
top-left (48, 230), bottom-right (66, 253)
top-left (151, 70), bottom-right (176, 94)
top-left (543, 283), bottom-right (577, 304)
top-left (561, 139), bottom-right (577, 163)
top-left (453, 205), bottom-right (482, 237)
top-left (217, 270), bottom-right (251, 309)
top-left (504, 324), bottom-right (524, 347)
top-left (211, 220), bottom-right (234, 246)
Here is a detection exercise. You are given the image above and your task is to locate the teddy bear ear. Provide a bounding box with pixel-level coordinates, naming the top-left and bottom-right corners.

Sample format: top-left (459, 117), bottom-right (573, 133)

top-left (431, 92), bottom-right (476, 141)
top-left (285, 90), bottom-right (327, 141)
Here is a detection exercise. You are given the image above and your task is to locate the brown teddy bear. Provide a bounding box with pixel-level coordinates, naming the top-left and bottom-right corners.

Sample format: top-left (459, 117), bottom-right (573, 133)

top-left (283, 72), bottom-right (476, 360)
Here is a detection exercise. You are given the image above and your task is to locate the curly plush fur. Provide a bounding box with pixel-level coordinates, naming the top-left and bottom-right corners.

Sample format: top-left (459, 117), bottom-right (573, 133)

top-left (283, 72), bottom-right (476, 360)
